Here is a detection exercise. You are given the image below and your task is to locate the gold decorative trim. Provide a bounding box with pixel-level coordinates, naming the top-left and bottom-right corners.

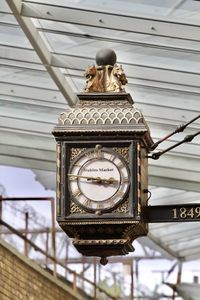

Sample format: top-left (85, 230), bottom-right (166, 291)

top-left (54, 127), bottom-right (147, 134)
top-left (70, 202), bottom-right (86, 214)
top-left (71, 148), bottom-right (86, 160)
top-left (84, 64), bottom-right (127, 93)
top-left (56, 143), bottom-right (61, 216)
top-left (113, 199), bottom-right (129, 214)
top-left (73, 239), bottom-right (128, 245)
top-left (60, 220), bottom-right (138, 225)
top-left (122, 222), bottom-right (147, 241)
top-left (137, 143), bottom-right (141, 217)
top-left (77, 100), bottom-right (131, 107)
top-left (58, 106), bottom-right (143, 126)
top-left (113, 147), bottom-right (129, 162)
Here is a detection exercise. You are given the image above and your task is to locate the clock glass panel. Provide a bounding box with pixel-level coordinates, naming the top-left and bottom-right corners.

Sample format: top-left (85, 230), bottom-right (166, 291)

top-left (68, 145), bottom-right (130, 212)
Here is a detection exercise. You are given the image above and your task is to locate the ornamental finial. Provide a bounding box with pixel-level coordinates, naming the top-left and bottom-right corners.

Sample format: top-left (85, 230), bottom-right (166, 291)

top-left (84, 48), bottom-right (128, 93)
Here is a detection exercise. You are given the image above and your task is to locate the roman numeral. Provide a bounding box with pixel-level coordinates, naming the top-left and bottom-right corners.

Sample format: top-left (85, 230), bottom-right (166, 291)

top-left (83, 199), bottom-right (92, 207)
top-left (116, 161), bottom-right (123, 168)
top-left (96, 202), bottom-right (104, 209)
top-left (116, 191), bottom-right (124, 198)
top-left (109, 155), bottom-right (115, 161)
top-left (72, 189), bottom-right (81, 197)
top-left (85, 152), bottom-right (95, 159)
top-left (122, 177), bottom-right (129, 183)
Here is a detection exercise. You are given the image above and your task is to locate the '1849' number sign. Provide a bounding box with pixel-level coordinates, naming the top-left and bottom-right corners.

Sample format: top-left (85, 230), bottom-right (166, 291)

top-left (143, 204), bottom-right (200, 223)
top-left (172, 206), bottom-right (200, 220)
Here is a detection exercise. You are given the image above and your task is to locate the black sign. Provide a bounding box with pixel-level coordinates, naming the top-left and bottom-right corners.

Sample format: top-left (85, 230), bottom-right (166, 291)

top-left (142, 204), bottom-right (200, 223)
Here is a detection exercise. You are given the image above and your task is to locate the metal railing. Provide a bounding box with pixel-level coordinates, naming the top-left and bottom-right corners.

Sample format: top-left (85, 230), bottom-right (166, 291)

top-left (0, 196), bottom-right (117, 300)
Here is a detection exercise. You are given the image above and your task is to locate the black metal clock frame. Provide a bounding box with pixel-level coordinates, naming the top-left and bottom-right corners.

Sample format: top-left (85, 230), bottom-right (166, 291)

top-left (53, 92), bottom-right (153, 262)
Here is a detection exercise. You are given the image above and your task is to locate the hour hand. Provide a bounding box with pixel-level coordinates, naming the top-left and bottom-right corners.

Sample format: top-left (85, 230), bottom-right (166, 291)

top-left (102, 177), bottom-right (118, 184)
top-left (88, 177), bottom-right (118, 185)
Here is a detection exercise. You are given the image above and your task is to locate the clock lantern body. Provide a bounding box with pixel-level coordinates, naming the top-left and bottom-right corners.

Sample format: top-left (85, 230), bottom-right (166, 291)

top-left (53, 92), bottom-right (153, 261)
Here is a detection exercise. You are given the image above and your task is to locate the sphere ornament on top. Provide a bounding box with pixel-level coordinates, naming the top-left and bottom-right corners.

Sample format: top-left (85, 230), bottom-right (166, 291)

top-left (96, 48), bottom-right (117, 66)
top-left (84, 48), bottom-right (128, 93)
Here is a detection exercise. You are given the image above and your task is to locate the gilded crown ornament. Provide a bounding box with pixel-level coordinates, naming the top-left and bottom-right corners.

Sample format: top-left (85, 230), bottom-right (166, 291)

top-left (84, 48), bottom-right (128, 93)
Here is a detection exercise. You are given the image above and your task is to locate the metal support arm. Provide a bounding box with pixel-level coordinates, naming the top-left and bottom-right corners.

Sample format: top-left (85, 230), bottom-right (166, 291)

top-left (149, 131), bottom-right (200, 160)
top-left (150, 114), bottom-right (200, 151)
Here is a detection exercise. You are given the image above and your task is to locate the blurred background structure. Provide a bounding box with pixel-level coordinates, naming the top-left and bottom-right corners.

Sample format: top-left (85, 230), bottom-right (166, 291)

top-left (0, 1), bottom-right (200, 299)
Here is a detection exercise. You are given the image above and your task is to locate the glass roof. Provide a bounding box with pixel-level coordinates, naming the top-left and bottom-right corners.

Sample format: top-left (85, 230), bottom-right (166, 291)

top-left (0, 2), bottom-right (200, 297)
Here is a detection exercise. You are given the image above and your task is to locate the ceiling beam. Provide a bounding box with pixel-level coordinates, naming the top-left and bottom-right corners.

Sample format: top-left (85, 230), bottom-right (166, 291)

top-left (3, 43), bottom-right (200, 82)
top-left (6, 0), bottom-right (77, 106)
top-left (147, 234), bottom-right (182, 260)
top-left (0, 153), bottom-right (55, 171)
top-left (150, 224), bottom-right (200, 242)
top-left (149, 156), bottom-right (200, 189)
top-left (0, 144), bottom-right (55, 163)
top-left (166, 237), bottom-right (200, 251)
top-left (1, 81), bottom-right (200, 114)
top-left (149, 175), bottom-right (200, 193)
top-left (183, 252), bottom-right (200, 261)
top-left (178, 246), bottom-right (200, 258)
top-left (0, 82), bottom-right (66, 103)
top-left (149, 153), bottom-right (200, 174)
top-left (0, 44), bottom-right (40, 65)
top-left (3, 18), bottom-right (200, 56)
top-left (0, 127), bottom-right (53, 148)
top-left (35, 25), bottom-right (200, 56)
top-left (51, 53), bottom-right (200, 88)
top-left (20, 1), bottom-right (200, 42)
top-left (0, 94), bottom-right (66, 110)
top-left (2, 44), bottom-right (200, 95)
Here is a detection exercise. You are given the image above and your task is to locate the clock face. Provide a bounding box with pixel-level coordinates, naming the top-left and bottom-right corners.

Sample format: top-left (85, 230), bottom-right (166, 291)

top-left (68, 144), bottom-right (130, 212)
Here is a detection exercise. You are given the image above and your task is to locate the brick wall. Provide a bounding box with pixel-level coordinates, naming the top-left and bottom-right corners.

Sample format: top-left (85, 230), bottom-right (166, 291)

top-left (0, 238), bottom-right (86, 300)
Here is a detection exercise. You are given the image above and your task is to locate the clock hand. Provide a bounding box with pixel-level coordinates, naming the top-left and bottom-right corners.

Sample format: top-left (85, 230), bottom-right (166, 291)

top-left (68, 174), bottom-right (118, 184)
top-left (87, 176), bottom-right (118, 184)
top-left (99, 177), bottom-right (118, 184)
top-left (68, 174), bottom-right (102, 181)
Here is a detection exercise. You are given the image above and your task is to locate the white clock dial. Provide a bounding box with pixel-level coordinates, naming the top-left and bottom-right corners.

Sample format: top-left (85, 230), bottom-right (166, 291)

top-left (68, 145), bottom-right (130, 212)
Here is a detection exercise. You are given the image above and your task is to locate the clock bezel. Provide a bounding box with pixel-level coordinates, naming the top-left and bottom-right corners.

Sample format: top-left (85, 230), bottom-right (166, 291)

top-left (62, 140), bottom-right (138, 220)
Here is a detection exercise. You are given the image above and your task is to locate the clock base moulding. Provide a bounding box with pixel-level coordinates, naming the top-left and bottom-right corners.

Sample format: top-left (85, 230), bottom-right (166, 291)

top-left (58, 220), bottom-right (148, 260)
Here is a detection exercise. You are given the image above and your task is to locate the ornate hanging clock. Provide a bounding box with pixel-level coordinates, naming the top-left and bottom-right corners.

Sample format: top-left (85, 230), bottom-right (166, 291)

top-left (53, 48), bottom-right (153, 264)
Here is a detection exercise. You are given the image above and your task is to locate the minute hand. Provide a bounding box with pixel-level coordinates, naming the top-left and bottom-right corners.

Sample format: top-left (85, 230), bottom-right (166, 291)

top-left (68, 174), bottom-right (118, 184)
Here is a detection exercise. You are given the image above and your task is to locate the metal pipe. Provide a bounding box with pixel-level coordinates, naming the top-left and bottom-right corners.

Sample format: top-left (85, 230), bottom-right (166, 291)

top-left (93, 258), bottom-right (97, 299)
top-left (0, 196), bottom-right (2, 235)
top-left (130, 261), bottom-right (134, 300)
top-left (73, 272), bottom-right (77, 291)
top-left (24, 212), bottom-right (29, 256)
top-left (1, 196), bottom-right (57, 274)
top-left (50, 197), bottom-right (57, 277)
top-left (45, 227), bottom-right (49, 267)
top-left (0, 195), bottom-right (2, 219)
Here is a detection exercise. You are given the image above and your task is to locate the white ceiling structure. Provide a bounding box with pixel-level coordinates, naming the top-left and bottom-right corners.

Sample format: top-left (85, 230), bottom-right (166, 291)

top-left (167, 282), bottom-right (200, 300)
top-left (1, 0), bottom-right (200, 296)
